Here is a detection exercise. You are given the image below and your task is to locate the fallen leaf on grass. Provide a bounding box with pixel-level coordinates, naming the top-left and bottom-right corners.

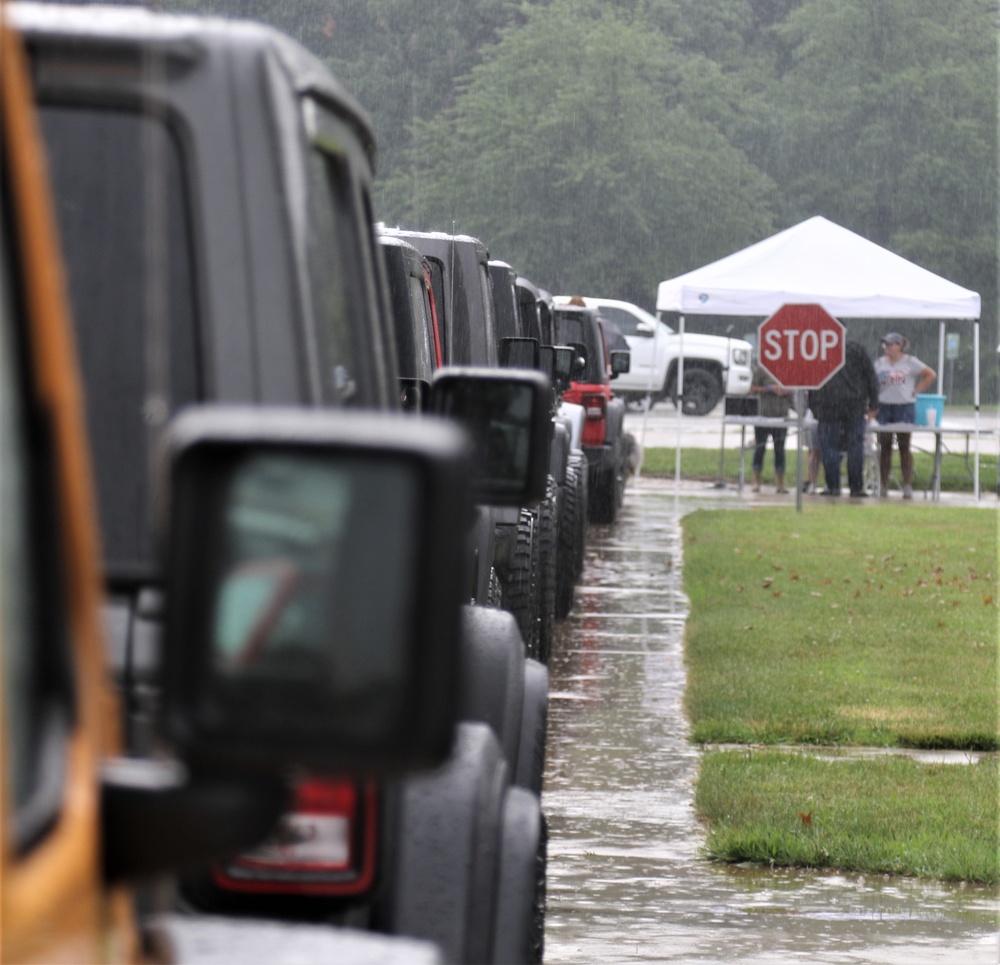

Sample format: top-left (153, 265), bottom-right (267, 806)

top-left (798, 811), bottom-right (813, 827)
top-left (985, 596), bottom-right (994, 605)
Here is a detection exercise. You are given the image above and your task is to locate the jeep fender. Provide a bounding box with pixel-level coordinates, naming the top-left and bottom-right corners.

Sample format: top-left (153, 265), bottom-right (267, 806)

top-left (381, 722), bottom-right (507, 964)
top-left (491, 786), bottom-right (542, 965)
top-left (556, 400), bottom-right (584, 450)
top-left (514, 659), bottom-right (548, 795)
top-left (548, 421), bottom-right (570, 486)
top-left (458, 606), bottom-right (525, 770)
top-left (604, 396), bottom-right (626, 448)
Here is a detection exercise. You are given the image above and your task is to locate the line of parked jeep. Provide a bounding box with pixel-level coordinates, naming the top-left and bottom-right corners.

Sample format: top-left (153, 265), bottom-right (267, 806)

top-left (2, 4), bottom-right (645, 964)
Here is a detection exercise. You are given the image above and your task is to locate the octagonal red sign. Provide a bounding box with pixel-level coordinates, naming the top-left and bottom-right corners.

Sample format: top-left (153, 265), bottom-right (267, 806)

top-left (757, 304), bottom-right (845, 388)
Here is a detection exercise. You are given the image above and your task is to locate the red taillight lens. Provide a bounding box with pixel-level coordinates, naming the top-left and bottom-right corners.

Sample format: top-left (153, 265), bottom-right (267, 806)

top-left (583, 393), bottom-right (607, 421)
top-left (581, 392), bottom-right (607, 445)
top-left (212, 777), bottom-right (377, 895)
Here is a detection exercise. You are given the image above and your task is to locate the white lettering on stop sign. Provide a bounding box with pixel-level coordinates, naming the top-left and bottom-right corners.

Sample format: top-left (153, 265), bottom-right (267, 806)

top-left (763, 328), bottom-right (839, 361)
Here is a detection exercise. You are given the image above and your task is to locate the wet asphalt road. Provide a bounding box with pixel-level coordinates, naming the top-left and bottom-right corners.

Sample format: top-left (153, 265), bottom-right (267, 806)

top-left (541, 481), bottom-right (999, 964)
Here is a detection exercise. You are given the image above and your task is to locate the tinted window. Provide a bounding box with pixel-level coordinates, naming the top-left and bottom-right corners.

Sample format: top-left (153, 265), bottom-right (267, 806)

top-left (553, 309), bottom-right (606, 383)
top-left (39, 106), bottom-right (199, 578)
top-left (307, 148), bottom-right (374, 407)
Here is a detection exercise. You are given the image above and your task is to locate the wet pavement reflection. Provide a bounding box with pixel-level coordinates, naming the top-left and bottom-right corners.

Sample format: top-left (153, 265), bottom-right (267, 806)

top-left (542, 482), bottom-right (1000, 964)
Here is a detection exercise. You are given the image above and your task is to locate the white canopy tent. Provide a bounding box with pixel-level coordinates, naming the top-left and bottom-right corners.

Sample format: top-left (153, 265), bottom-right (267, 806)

top-left (654, 216), bottom-right (983, 498)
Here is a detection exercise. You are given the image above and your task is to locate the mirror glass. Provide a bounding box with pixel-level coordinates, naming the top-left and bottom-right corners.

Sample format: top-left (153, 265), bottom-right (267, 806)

top-left (499, 336), bottom-right (539, 370)
top-left (435, 378), bottom-right (537, 499)
top-left (610, 349), bottom-right (631, 376)
top-left (202, 451), bottom-right (420, 742)
top-left (538, 344), bottom-right (555, 380)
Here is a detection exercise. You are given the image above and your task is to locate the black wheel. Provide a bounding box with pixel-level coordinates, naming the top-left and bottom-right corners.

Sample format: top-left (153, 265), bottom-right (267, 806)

top-left (588, 465), bottom-right (618, 524)
top-left (678, 368), bottom-right (722, 416)
top-left (571, 453), bottom-right (588, 576)
top-left (536, 478), bottom-right (557, 662)
top-left (555, 464), bottom-right (579, 619)
top-left (500, 511), bottom-right (540, 659)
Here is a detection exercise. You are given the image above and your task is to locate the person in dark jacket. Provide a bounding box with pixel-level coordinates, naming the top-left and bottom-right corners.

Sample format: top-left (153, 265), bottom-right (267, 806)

top-left (808, 339), bottom-right (880, 497)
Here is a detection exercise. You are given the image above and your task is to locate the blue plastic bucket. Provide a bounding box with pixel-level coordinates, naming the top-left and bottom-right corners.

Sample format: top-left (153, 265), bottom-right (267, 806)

top-left (915, 394), bottom-right (945, 427)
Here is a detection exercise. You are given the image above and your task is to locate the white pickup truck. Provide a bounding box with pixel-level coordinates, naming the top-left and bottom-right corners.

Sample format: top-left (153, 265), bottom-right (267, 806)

top-left (555, 296), bottom-right (753, 415)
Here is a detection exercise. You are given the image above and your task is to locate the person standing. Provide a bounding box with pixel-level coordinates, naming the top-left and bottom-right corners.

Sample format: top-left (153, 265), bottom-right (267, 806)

top-left (808, 339), bottom-right (880, 497)
top-left (749, 363), bottom-right (793, 493)
top-left (875, 332), bottom-right (936, 499)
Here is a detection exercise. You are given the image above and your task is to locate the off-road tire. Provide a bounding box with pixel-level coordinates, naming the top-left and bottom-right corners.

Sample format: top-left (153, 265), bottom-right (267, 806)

top-left (501, 511), bottom-right (540, 659)
top-left (536, 478), bottom-right (557, 663)
top-left (588, 465), bottom-right (619, 524)
top-left (571, 453), bottom-right (588, 577)
top-left (555, 462), bottom-right (579, 619)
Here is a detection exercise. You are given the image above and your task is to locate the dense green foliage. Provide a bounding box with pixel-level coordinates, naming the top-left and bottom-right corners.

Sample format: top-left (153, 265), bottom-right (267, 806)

top-left (165, 0), bottom-right (997, 401)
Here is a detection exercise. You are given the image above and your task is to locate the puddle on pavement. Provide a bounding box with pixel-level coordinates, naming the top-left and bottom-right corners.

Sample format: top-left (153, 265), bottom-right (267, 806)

top-left (542, 483), bottom-right (999, 964)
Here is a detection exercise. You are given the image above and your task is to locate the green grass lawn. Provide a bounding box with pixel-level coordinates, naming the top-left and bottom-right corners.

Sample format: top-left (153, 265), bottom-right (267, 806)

top-left (642, 446), bottom-right (998, 493)
top-left (695, 750), bottom-right (999, 883)
top-left (682, 505), bottom-right (1000, 881)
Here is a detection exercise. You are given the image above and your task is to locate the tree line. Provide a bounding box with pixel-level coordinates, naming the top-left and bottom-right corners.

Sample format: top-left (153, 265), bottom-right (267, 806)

top-left (162, 0), bottom-right (997, 402)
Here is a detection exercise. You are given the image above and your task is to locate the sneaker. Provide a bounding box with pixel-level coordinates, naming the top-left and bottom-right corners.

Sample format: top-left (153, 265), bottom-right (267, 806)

top-left (903, 484), bottom-right (914, 500)
top-left (850, 490), bottom-right (868, 498)
top-left (819, 489), bottom-right (841, 497)
top-left (801, 481), bottom-right (813, 494)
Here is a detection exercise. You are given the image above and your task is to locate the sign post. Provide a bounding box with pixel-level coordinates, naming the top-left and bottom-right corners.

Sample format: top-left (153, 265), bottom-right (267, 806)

top-left (757, 304), bottom-right (846, 511)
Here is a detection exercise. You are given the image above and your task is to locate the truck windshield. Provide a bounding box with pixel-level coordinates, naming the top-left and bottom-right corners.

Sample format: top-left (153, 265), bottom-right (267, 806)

top-left (39, 105), bottom-right (199, 581)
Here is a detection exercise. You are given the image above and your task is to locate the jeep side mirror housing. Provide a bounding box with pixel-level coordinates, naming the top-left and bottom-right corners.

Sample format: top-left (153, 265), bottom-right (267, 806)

top-left (610, 350), bottom-right (631, 379)
top-left (634, 321), bottom-right (655, 338)
top-left (430, 367), bottom-right (551, 507)
top-left (499, 336), bottom-right (540, 370)
top-left (569, 342), bottom-right (588, 379)
top-left (540, 345), bottom-right (573, 396)
top-left (161, 408), bottom-right (471, 777)
top-left (399, 377), bottom-right (431, 412)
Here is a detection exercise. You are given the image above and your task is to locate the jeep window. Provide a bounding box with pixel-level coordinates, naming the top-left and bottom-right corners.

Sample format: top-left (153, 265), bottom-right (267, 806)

top-left (477, 261), bottom-right (498, 366)
top-left (306, 148), bottom-right (375, 407)
top-left (38, 106), bottom-right (199, 580)
top-left (0, 186), bottom-right (71, 852)
top-left (553, 309), bottom-right (606, 384)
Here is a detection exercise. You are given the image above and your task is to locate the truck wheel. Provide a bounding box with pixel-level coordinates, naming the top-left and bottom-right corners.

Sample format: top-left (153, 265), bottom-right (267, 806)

top-left (588, 466), bottom-right (618, 524)
top-left (678, 368), bottom-right (722, 416)
top-left (536, 479), bottom-right (557, 663)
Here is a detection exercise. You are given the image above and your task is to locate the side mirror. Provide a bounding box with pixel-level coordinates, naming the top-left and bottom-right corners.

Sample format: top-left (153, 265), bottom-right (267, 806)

top-left (569, 341), bottom-right (588, 379)
top-left (499, 336), bottom-right (540, 370)
top-left (542, 345), bottom-right (573, 396)
top-left (634, 321), bottom-right (655, 338)
top-left (610, 350), bottom-right (631, 379)
top-left (430, 367), bottom-right (551, 507)
top-left (399, 377), bottom-right (431, 412)
top-left (161, 408), bottom-right (471, 777)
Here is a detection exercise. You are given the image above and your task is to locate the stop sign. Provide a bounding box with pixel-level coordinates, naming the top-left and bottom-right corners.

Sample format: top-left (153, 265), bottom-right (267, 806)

top-left (757, 304), bottom-right (845, 388)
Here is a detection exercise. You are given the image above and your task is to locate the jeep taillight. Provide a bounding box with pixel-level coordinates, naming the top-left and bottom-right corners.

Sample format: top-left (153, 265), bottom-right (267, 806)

top-left (583, 393), bottom-right (607, 421)
top-left (212, 777), bottom-right (378, 896)
top-left (581, 392), bottom-right (607, 446)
